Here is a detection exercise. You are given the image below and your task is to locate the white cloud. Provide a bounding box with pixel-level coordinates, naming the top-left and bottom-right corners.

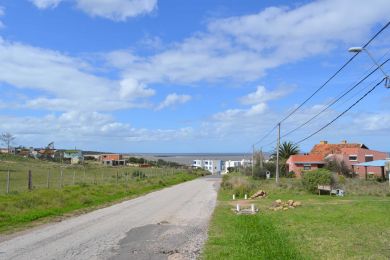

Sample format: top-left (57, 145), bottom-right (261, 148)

top-left (156, 93), bottom-right (191, 110)
top-left (0, 38), bottom-right (152, 111)
top-left (239, 85), bottom-right (292, 105)
top-left (30, 0), bottom-right (62, 9)
top-left (354, 113), bottom-right (390, 131)
top-left (115, 0), bottom-right (390, 85)
top-left (0, 111), bottom-right (194, 146)
top-left (30, 0), bottom-right (157, 21)
top-left (119, 78), bottom-right (155, 100)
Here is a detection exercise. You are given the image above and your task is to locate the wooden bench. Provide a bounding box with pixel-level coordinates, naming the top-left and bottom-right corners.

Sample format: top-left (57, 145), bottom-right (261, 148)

top-left (317, 185), bottom-right (331, 195)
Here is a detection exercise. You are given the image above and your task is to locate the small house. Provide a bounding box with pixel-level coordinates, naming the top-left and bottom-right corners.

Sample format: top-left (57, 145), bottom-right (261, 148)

top-left (100, 154), bottom-right (126, 166)
top-left (286, 154), bottom-right (325, 177)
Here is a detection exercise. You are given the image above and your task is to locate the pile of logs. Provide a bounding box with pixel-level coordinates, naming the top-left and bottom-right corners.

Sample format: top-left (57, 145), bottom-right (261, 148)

top-left (250, 190), bottom-right (267, 199)
top-left (269, 199), bottom-right (302, 211)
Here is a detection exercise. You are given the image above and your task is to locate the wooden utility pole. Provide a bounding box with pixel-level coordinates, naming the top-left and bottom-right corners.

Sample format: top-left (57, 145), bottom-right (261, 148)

top-left (276, 122), bottom-right (281, 184)
top-left (252, 145), bottom-right (255, 177)
top-left (260, 148), bottom-right (264, 169)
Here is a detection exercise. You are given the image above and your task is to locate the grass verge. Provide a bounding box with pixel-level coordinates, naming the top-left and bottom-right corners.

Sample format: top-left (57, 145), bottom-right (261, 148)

top-left (0, 173), bottom-right (197, 234)
top-left (202, 176), bottom-right (390, 259)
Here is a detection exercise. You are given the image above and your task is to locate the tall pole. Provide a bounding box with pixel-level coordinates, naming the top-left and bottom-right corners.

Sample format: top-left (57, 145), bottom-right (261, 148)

top-left (260, 147), bottom-right (264, 169)
top-left (276, 122), bottom-right (281, 184)
top-left (252, 145), bottom-right (255, 177)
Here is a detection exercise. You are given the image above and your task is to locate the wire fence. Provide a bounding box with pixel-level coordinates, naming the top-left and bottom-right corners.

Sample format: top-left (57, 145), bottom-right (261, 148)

top-left (0, 164), bottom-right (188, 194)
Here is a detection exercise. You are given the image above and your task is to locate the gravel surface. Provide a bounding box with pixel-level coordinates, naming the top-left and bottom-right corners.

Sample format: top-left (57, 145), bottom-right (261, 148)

top-left (0, 176), bottom-right (220, 260)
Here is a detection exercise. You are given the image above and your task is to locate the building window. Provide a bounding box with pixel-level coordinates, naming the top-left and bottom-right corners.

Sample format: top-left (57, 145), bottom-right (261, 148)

top-left (349, 155), bottom-right (358, 161)
top-left (205, 161), bottom-right (208, 165)
top-left (303, 164), bottom-right (311, 170)
top-left (365, 155), bottom-right (374, 162)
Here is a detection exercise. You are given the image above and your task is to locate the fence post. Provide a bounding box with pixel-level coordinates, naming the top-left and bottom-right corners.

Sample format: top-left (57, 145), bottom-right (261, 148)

top-left (101, 170), bottom-right (104, 183)
top-left (116, 170), bottom-right (118, 184)
top-left (83, 168), bottom-right (86, 183)
top-left (94, 171), bottom-right (97, 185)
top-left (28, 169), bottom-right (33, 191)
top-left (47, 170), bottom-right (51, 188)
top-left (60, 169), bottom-right (63, 188)
top-left (73, 170), bottom-right (76, 185)
top-left (6, 170), bottom-right (10, 194)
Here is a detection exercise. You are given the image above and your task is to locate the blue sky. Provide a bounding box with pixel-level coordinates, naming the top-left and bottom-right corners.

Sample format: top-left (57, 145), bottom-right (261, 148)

top-left (0, 0), bottom-right (389, 153)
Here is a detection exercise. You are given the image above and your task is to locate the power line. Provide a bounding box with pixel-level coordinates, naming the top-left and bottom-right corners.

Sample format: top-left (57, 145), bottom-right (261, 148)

top-left (251, 21), bottom-right (390, 147)
top-left (279, 21), bottom-right (390, 124)
top-left (280, 58), bottom-right (389, 140)
top-left (295, 77), bottom-right (386, 145)
top-left (253, 124), bottom-right (277, 146)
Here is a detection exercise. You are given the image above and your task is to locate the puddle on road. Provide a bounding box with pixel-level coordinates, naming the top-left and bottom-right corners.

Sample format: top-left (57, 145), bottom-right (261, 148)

top-left (109, 223), bottom-right (202, 260)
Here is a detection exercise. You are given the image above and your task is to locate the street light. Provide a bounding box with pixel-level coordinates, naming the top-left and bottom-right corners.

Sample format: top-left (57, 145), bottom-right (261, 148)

top-left (348, 46), bottom-right (389, 88)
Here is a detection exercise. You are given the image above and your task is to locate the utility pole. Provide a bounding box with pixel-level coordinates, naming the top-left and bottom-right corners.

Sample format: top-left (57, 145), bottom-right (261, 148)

top-left (276, 122), bottom-right (281, 184)
top-left (252, 144), bottom-right (255, 177)
top-left (260, 148), bottom-right (264, 169)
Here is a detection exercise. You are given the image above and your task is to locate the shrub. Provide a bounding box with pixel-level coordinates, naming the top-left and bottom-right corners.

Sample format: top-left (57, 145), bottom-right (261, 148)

top-left (286, 171), bottom-right (296, 178)
top-left (302, 169), bottom-right (333, 193)
top-left (222, 175), bottom-right (254, 197)
top-left (253, 167), bottom-right (267, 179)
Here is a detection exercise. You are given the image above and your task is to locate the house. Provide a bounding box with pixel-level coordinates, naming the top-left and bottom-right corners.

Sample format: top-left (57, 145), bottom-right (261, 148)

top-left (100, 154), bottom-right (126, 166)
top-left (286, 154), bottom-right (325, 177)
top-left (327, 147), bottom-right (388, 178)
top-left (310, 140), bottom-right (388, 179)
top-left (192, 159), bottom-right (223, 175)
top-left (63, 150), bottom-right (83, 164)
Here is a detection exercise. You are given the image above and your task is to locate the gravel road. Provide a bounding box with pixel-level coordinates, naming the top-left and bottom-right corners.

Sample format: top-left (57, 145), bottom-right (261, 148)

top-left (0, 176), bottom-right (220, 260)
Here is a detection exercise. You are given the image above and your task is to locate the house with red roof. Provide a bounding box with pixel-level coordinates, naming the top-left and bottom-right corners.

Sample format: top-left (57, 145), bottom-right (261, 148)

top-left (325, 146), bottom-right (387, 178)
top-left (286, 154), bottom-right (325, 177)
top-left (286, 140), bottom-right (388, 178)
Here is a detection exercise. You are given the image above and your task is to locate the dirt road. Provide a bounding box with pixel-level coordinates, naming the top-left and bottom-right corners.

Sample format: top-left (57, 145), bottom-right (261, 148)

top-left (0, 176), bottom-right (220, 260)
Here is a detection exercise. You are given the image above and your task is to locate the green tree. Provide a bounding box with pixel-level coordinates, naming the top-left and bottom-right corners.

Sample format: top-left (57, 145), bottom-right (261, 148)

top-left (271, 141), bottom-right (300, 176)
top-left (272, 141), bottom-right (300, 160)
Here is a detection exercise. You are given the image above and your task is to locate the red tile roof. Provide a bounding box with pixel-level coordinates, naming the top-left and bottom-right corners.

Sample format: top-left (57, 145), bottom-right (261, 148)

top-left (288, 154), bottom-right (325, 164)
top-left (310, 143), bottom-right (367, 158)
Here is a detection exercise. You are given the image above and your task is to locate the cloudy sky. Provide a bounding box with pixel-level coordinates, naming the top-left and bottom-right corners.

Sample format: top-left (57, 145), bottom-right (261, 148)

top-left (0, 0), bottom-right (389, 153)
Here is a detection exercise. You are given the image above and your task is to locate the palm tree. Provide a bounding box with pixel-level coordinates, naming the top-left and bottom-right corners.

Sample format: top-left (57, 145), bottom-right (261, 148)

top-left (275, 141), bottom-right (300, 160)
top-left (271, 141), bottom-right (300, 176)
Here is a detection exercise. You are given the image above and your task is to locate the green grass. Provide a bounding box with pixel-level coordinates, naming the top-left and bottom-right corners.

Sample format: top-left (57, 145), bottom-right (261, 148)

top-left (0, 154), bottom-right (188, 193)
top-left (0, 155), bottom-right (199, 234)
top-left (203, 177), bottom-right (390, 260)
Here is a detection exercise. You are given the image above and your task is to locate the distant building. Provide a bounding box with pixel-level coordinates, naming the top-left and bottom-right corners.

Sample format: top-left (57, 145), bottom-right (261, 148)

top-left (224, 159), bottom-right (252, 174)
top-left (192, 159), bottom-right (223, 175)
top-left (63, 150), bottom-right (83, 164)
top-left (100, 154), bottom-right (126, 166)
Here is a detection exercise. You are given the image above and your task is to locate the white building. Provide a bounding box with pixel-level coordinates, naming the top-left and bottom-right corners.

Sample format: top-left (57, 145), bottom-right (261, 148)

top-left (223, 159), bottom-right (252, 174)
top-left (192, 159), bottom-right (223, 175)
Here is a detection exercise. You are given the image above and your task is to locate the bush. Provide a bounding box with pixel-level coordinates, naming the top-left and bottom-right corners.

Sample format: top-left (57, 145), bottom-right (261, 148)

top-left (302, 169), bottom-right (333, 193)
top-left (253, 167), bottom-right (267, 179)
top-left (222, 175), bottom-right (254, 197)
top-left (286, 171), bottom-right (296, 178)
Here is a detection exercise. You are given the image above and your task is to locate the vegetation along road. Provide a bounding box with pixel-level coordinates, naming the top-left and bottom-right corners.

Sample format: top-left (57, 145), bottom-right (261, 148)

top-left (0, 176), bottom-right (220, 260)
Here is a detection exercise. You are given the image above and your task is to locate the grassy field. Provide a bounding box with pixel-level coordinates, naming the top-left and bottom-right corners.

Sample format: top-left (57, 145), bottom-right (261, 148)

top-left (202, 176), bottom-right (390, 260)
top-left (0, 154), bottom-right (187, 193)
top-left (0, 155), bottom-right (199, 234)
